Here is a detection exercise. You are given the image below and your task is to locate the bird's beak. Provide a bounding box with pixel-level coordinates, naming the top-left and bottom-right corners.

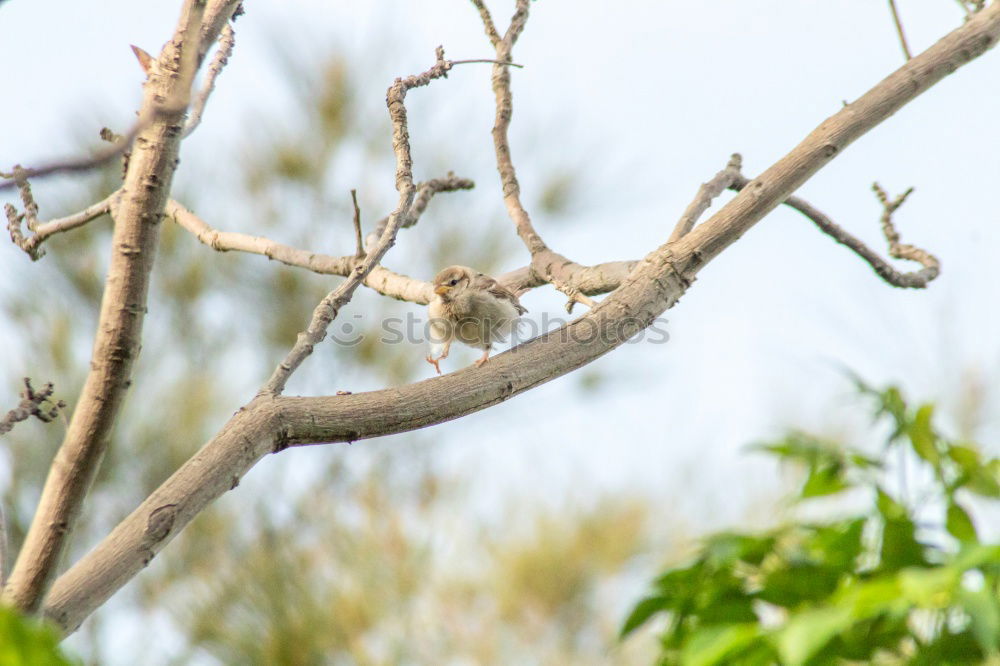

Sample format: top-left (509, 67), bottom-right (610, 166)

top-left (434, 285), bottom-right (451, 295)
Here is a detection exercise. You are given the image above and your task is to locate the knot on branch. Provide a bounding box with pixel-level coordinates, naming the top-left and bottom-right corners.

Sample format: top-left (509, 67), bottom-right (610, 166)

top-left (1, 378), bottom-right (66, 435)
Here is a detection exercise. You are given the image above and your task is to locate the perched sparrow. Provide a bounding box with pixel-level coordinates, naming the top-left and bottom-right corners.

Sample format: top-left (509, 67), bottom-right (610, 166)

top-left (426, 265), bottom-right (528, 374)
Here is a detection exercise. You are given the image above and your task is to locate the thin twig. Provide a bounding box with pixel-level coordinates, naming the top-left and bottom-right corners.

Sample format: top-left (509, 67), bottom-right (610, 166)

top-left (451, 58), bottom-right (523, 68)
top-left (364, 174), bottom-right (475, 248)
top-left (469, 0), bottom-right (502, 47)
top-left (0, 378), bottom-right (66, 436)
top-left (729, 175), bottom-right (939, 288)
top-left (668, 154), bottom-right (743, 243)
top-left (888, 0), bottom-right (913, 60)
top-left (184, 21), bottom-right (236, 137)
top-left (0, 102), bottom-right (185, 193)
top-left (350, 189), bottom-right (364, 257)
top-left (7, 192), bottom-right (117, 261)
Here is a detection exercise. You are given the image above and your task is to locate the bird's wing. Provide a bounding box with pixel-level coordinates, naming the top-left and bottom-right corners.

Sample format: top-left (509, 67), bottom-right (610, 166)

top-left (472, 273), bottom-right (528, 315)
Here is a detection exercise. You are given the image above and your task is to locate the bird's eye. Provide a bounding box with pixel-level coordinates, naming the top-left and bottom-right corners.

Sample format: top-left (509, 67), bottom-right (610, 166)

top-left (449, 279), bottom-right (459, 286)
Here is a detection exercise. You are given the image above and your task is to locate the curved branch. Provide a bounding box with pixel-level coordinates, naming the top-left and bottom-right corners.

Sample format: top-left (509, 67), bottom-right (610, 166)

top-left (41, 1), bottom-right (1000, 633)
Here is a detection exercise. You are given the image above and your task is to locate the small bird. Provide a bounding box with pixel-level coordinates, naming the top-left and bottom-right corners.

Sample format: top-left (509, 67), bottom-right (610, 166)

top-left (426, 265), bottom-right (528, 374)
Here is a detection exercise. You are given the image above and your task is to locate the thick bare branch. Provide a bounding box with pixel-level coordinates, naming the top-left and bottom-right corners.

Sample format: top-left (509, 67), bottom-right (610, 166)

top-left (41, 2), bottom-right (1000, 634)
top-left (0, 0), bottom-right (242, 615)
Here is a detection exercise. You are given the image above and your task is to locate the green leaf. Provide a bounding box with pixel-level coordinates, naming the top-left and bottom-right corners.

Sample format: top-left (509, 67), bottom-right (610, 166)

top-left (880, 517), bottom-right (926, 571)
top-left (801, 461), bottom-right (849, 498)
top-left (0, 607), bottom-right (77, 666)
top-left (758, 562), bottom-right (840, 608)
top-left (776, 605), bottom-right (853, 666)
top-left (958, 586), bottom-right (1000, 655)
top-left (898, 566), bottom-right (960, 608)
top-left (965, 459), bottom-right (1000, 498)
top-left (947, 444), bottom-right (981, 471)
top-left (908, 403), bottom-right (939, 466)
top-left (680, 623), bottom-right (761, 666)
top-left (875, 386), bottom-right (908, 443)
top-left (875, 487), bottom-right (908, 521)
top-left (620, 595), bottom-right (669, 637)
top-left (951, 543), bottom-right (1000, 571)
top-left (946, 501), bottom-right (978, 543)
top-left (806, 519), bottom-right (865, 570)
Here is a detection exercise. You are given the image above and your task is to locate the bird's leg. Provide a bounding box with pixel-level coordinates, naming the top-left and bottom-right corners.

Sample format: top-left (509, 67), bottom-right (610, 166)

top-left (426, 340), bottom-right (452, 375)
top-left (474, 348), bottom-right (491, 368)
top-left (425, 355), bottom-right (442, 374)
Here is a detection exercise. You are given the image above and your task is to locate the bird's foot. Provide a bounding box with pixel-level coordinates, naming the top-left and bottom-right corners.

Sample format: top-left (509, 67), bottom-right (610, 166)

top-left (474, 351), bottom-right (490, 368)
top-left (425, 355), bottom-right (443, 375)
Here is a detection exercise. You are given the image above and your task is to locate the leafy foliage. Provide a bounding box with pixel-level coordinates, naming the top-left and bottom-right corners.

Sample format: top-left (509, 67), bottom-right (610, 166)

top-left (623, 384), bottom-right (1000, 665)
top-left (0, 606), bottom-right (78, 666)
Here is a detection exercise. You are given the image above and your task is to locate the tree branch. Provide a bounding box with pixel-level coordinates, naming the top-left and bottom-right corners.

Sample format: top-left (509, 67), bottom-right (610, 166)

top-left (0, 0), bottom-right (241, 615)
top-left (183, 21), bottom-right (236, 137)
top-left (7, 193), bottom-right (117, 261)
top-left (668, 154), bottom-right (743, 243)
top-left (363, 174), bottom-right (474, 249)
top-left (888, 0), bottom-right (914, 60)
top-left (0, 378), bottom-right (66, 436)
top-left (40, 1), bottom-right (1000, 634)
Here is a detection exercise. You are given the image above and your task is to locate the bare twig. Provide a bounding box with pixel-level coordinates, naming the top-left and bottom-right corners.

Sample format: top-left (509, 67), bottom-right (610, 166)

top-left (350, 189), bottom-right (364, 257)
top-left (872, 182), bottom-right (939, 283)
top-left (184, 21), bottom-right (236, 137)
top-left (668, 153), bottom-right (743, 243)
top-left (728, 175), bottom-right (939, 288)
top-left (469, 0), bottom-right (502, 47)
top-left (451, 58), bottom-right (523, 68)
top-left (7, 193), bottom-right (117, 261)
top-left (364, 174), bottom-right (475, 248)
top-left (0, 379), bottom-right (66, 436)
top-left (261, 46), bottom-right (458, 396)
top-left (167, 199), bottom-right (433, 303)
top-left (888, 0), bottom-right (914, 60)
top-left (0, 102), bottom-right (186, 193)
